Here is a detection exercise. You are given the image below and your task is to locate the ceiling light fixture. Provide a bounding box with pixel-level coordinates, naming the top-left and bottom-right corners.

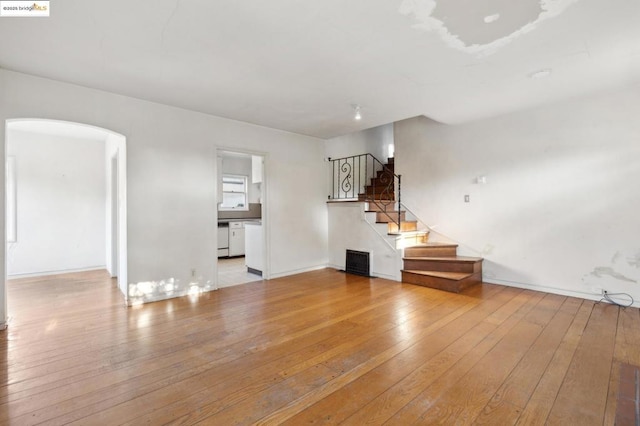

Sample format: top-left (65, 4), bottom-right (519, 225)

top-left (483, 13), bottom-right (500, 23)
top-left (353, 104), bottom-right (362, 121)
top-left (529, 68), bottom-right (552, 79)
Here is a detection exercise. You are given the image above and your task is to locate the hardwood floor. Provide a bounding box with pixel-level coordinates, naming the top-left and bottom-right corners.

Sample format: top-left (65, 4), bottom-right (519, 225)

top-left (1, 268), bottom-right (638, 425)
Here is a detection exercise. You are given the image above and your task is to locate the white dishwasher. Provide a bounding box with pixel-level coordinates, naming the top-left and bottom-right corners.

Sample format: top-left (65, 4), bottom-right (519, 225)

top-left (217, 223), bottom-right (229, 257)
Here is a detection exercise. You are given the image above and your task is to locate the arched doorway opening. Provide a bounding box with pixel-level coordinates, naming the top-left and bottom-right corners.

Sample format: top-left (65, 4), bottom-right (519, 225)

top-left (3, 119), bottom-right (128, 323)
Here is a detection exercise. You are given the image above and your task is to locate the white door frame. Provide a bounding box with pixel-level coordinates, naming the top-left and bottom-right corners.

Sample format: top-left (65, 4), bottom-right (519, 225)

top-left (215, 147), bottom-right (269, 285)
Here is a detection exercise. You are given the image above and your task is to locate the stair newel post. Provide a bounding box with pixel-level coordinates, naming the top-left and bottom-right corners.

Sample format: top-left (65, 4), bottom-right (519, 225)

top-left (397, 174), bottom-right (402, 231)
top-left (359, 155), bottom-right (362, 197)
top-left (354, 155), bottom-right (358, 199)
top-left (359, 154), bottom-right (364, 198)
top-left (337, 158), bottom-right (341, 198)
top-left (351, 156), bottom-right (355, 199)
top-left (356, 155), bottom-right (360, 198)
top-left (364, 154), bottom-right (368, 200)
top-left (371, 155), bottom-right (375, 201)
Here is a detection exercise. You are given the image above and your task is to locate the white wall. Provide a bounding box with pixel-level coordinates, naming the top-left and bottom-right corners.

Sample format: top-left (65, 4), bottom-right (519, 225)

top-left (104, 131), bottom-right (126, 294)
top-left (395, 85), bottom-right (640, 305)
top-left (0, 69), bottom-right (328, 319)
top-left (327, 203), bottom-right (401, 281)
top-left (325, 123), bottom-right (393, 162)
top-left (324, 123), bottom-right (395, 200)
top-left (105, 135), bottom-right (117, 277)
top-left (7, 129), bottom-right (106, 276)
top-left (324, 123), bottom-right (401, 279)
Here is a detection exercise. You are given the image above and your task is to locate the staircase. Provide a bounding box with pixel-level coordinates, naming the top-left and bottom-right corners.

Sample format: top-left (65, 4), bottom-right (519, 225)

top-left (401, 243), bottom-right (483, 293)
top-left (329, 154), bottom-right (484, 293)
top-left (359, 157), bottom-right (428, 247)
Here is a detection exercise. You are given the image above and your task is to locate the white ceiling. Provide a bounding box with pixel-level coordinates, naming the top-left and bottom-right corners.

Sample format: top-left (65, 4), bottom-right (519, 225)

top-left (1, 0), bottom-right (639, 139)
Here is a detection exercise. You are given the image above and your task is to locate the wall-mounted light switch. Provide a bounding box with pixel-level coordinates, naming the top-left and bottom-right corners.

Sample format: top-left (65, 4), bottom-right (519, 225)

top-left (464, 195), bottom-right (470, 203)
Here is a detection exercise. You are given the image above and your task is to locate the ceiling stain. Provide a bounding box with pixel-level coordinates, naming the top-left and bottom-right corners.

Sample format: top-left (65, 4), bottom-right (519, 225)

top-left (399, 0), bottom-right (581, 56)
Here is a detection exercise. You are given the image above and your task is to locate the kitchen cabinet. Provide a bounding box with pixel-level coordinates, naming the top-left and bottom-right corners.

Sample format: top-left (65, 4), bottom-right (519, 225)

top-left (229, 221), bottom-right (245, 256)
top-left (252, 155), bottom-right (263, 184)
top-left (245, 222), bottom-right (263, 275)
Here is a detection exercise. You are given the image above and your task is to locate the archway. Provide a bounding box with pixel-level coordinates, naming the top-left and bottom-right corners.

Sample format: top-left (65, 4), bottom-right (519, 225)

top-left (3, 119), bottom-right (128, 324)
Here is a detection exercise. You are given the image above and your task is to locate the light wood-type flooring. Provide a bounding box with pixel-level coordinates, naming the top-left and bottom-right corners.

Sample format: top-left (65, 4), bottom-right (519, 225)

top-left (1, 268), bottom-right (639, 425)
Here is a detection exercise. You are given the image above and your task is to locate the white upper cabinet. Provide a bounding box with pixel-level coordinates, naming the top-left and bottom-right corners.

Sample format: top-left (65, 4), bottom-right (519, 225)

top-left (252, 155), bottom-right (263, 184)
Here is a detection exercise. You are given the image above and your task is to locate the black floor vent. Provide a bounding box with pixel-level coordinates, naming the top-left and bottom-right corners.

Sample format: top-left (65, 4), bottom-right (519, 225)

top-left (345, 249), bottom-right (371, 277)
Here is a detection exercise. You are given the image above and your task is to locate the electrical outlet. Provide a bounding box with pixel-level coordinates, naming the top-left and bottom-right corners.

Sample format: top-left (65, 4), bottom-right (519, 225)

top-left (191, 268), bottom-right (196, 278)
top-left (464, 195), bottom-right (470, 203)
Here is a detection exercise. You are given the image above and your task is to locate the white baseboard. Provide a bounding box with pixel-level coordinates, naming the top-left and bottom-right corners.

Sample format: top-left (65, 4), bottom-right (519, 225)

top-left (327, 264), bottom-right (400, 282)
top-left (8, 266), bottom-right (107, 279)
top-left (268, 264), bottom-right (328, 280)
top-left (373, 271), bottom-right (401, 281)
top-left (483, 277), bottom-right (640, 308)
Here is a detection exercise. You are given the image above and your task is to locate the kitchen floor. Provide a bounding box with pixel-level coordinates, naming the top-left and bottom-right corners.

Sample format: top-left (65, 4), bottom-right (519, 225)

top-left (217, 256), bottom-right (262, 288)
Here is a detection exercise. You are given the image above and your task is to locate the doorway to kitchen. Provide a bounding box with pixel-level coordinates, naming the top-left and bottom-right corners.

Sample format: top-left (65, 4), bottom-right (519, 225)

top-left (216, 149), bottom-right (266, 288)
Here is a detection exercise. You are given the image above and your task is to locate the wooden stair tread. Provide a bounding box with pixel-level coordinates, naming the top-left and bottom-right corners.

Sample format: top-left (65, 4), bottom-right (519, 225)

top-left (388, 230), bottom-right (428, 236)
top-left (402, 270), bottom-right (474, 280)
top-left (377, 219), bottom-right (414, 224)
top-left (405, 242), bottom-right (458, 248)
top-left (403, 256), bottom-right (483, 262)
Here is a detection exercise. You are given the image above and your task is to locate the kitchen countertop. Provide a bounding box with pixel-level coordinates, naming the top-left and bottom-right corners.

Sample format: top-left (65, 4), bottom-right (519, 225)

top-left (218, 218), bottom-right (261, 224)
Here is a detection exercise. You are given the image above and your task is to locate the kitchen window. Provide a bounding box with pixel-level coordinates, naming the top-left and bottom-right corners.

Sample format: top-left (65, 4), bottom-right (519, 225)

top-left (220, 174), bottom-right (248, 210)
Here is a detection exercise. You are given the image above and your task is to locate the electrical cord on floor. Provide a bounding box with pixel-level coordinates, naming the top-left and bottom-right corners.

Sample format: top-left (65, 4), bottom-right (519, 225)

top-left (599, 291), bottom-right (634, 308)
